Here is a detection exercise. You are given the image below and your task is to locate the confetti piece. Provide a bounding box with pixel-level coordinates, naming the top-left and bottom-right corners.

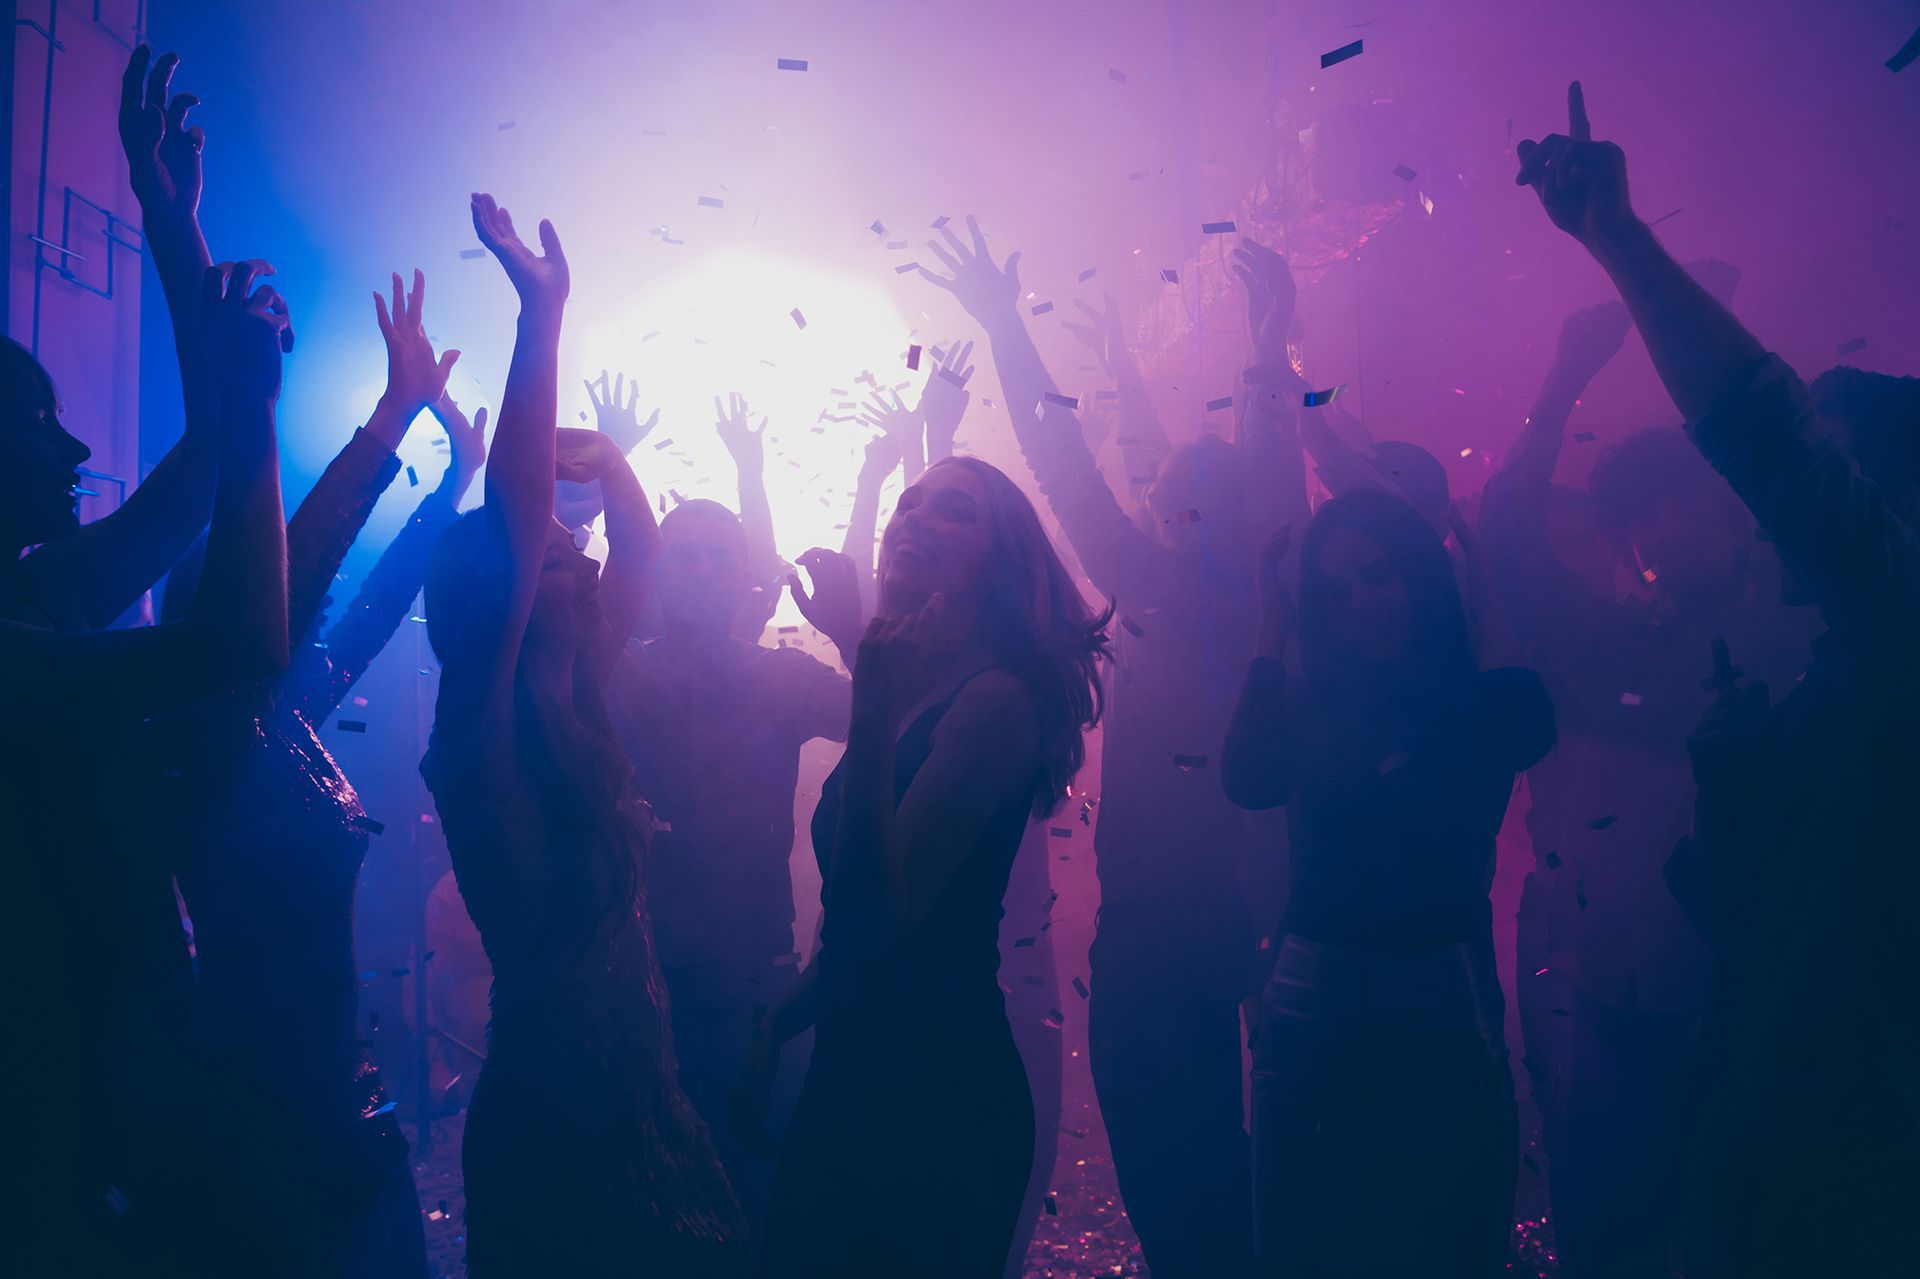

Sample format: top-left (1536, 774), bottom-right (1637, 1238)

top-left (353, 816), bottom-right (386, 835)
top-left (497, 120), bottom-right (516, 131)
top-left (938, 367), bottom-right (967, 387)
top-left (1201, 220), bottom-right (1237, 234)
top-left (1891, 27), bottom-right (1920, 72)
top-left (1524, 1155), bottom-right (1541, 1175)
top-left (1573, 431), bottom-right (1597, 442)
top-left (1377, 749), bottom-right (1410, 775)
top-left (790, 308), bottom-right (807, 329)
top-left (1321, 39), bottom-right (1364, 68)
top-left (893, 262), bottom-right (922, 275)
top-left (1836, 337), bottom-right (1868, 355)
top-left (1043, 391), bottom-right (1080, 409)
top-left (1014, 937), bottom-right (1037, 948)
top-left (870, 220), bottom-right (887, 236)
top-left (1648, 207), bottom-right (1684, 228)
top-left (369, 1100), bottom-right (398, 1117)
top-left (1120, 616), bottom-right (1144, 638)
top-left (1544, 851), bottom-right (1562, 869)
top-left (776, 57), bottom-right (808, 71)
top-left (1073, 977), bottom-right (1090, 999)
top-left (1393, 163), bottom-right (1418, 182)
top-left (1575, 880), bottom-right (1588, 909)
top-left (906, 344), bottom-right (921, 370)
top-left (1160, 268), bottom-right (1178, 283)
top-left (1303, 385), bottom-right (1346, 407)
top-left (406, 465), bottom-right (419, 487)
top-left (338, 720), bottom-right (368, 733)
top-left (1205, 395), bottom-right (1233, 411)
top-left (1031, 301), bottom-right (1055, 316)
top-left (698, 196), bottom-right (725, 209)
top-left (1619, 692), bottom-right (1643, 706)
top-left (1043, 1009), bottom-right (1066, 1029)
top-left (931, 215), bottom-right (950, 229)
top-left (1078, 267), bottom-right (1097, 282)
top-left (1049, 826), bottom-right (1072, 838)
top-left (1419, 192), bottom-right (1435, 216)
top-left (459, 248), bottom-right (486, 260)
top-left (1587, 815), bottom-right (1617, 831)
top-left (1176, 508), bottom-right (1202, 524)
top-left (1173, 753), bottom-right (1207, 769)
top-left (1642, 566), bottom-right (1658, 584)
top-left (1108, 68), bottom-right (1128, 83)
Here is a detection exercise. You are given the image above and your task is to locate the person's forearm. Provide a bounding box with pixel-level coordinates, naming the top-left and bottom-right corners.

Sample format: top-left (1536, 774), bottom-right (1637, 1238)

top-left (598, 457), bottom-right (659, 648)
top-left (194, 402), bottom-right (289, 682)
top-left (1587, 220), bottom-right (1764, 424)
top-left (286, 429), bottom-right (401, 644)
top-left (489, 309), bottom-right (564, 553)
top-left (1243, 374), bottom-right (1312, 547)
top-left (829, 715), bottom-right (908, 946)
top-left (761, 960), bottom-right (819, 1044)
top-left (842, 459), bottom-right (889, 591)
top-left (735, 458), bottom-right (779, 583)
top-left (306, 485), bottom-right (459, 721)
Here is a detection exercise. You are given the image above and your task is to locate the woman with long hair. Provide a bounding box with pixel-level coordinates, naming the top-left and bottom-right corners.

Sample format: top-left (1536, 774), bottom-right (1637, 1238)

top-left (744, 454), bottom-right (1110, 1277)
top-left (1223, 488), bottom-right (1555, 1277)
top-left (418, 193), bottom-right (746, 1275)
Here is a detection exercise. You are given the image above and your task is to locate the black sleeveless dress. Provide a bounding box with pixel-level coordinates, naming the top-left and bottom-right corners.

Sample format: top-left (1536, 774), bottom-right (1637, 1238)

top-left (762, 674), bottom-right (1039, 1277)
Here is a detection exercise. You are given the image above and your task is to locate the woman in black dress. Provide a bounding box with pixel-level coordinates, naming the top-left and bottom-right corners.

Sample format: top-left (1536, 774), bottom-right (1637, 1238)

top-left (744, 455), bottom-right (1109, 1277)
top-left (1223, 488), bottom-right (1555, 1277)
top-left (419, 193), bottom-right (747, 1276)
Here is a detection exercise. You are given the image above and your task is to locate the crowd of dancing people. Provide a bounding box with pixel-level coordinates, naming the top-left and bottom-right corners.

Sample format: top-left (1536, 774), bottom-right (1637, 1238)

top-left (3, 43), bottom-right (1915, 1278)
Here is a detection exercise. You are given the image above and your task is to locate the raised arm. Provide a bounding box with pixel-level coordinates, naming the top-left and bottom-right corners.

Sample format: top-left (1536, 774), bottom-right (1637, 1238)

top-left (556, 426), bottom-right (658, 677)
top-left (17, 48), bottom-right (222, 628)
top-left (841, 433), bottom-right (901, 618)
top-left (1062, 295), bottom-right (1171, 467)
top-left (920, 218), bottom-right (1183, 607)
top-left (297, 353), bottom-right (483, 724)
top-left (919, 340), bottom-right (974, 464)
top-left (1516, 82), bottom-right (1762, 423)
top-left (434, 193), bottom-right (570, 764)
top-left (715, 392), bottom-right (781, 640)
top-left (1494, 301), bottom-right (1632, 495)
top-left (285, 269), bottom-right (458, 643)
top-left (1231, 241), bottom-right (1313, 549)
top-left (1517, 83), bottom-right (1920, 631)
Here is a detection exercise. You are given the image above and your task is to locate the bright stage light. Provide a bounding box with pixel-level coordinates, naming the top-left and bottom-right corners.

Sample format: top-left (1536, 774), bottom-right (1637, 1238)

top-left (574, 249), bottom-right (917, 612)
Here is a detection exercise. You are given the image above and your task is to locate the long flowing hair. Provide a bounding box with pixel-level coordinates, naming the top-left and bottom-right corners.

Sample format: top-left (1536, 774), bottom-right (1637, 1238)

top-left (920, 456), bottom-right (1111, 818)
top-left (424, 509), bottom-right (639, 954)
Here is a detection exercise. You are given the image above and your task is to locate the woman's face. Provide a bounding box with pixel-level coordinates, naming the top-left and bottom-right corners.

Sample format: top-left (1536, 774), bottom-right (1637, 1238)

top-left (879, 464), bottom-right (995, 613)
top-left (525, 519), bottom-right (608, 653)
top-left (1, 395), bottom-right (91, 550)
top-left (1309, 525), bottom-right (1413, 667)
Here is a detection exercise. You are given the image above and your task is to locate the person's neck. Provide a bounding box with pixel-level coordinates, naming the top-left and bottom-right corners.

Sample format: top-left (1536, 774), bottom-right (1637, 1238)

top-left (659, 618), bottom-right (736, 661)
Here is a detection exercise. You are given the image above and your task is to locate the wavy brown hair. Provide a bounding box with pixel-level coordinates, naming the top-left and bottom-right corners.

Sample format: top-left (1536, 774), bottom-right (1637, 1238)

top-left (921, 456), bottom-right (1111, 818)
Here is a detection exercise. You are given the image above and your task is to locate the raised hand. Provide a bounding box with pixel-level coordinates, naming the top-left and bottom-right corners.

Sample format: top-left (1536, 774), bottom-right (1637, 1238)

top-left (202, 261), bottom-right (292, 405)
top-left (788, 547), bottom-right (865, 653)
top-left (1255, 525), bottom-right (1296, 660)
top-left (920, 216), bottom-right (1022, 323)
top-left (919, 340), bottom-right (974, 450)
top-left (857, 387), bottom-right (920, 448)
top-left (850, 594), bottom-right (946, 730)
top-left (374, 269), bottom-right (460, 420)
top-left (1514, 82), bottom-right (1636, 246)
top-left (470, 193), bottom-right (569, 317)
top-left (1230, 241), bottom-right (1297, 365)
top-left (1553, 300), bottom-right (1632, 380)
top-left (554, 426), bottom-right (630, 484)
top-left (118, 45), bottom-right (203, 226)
top-left (429, 393), bottom-right (489, 494)
top-left (586, 371), bottom-right (659, 453)
top-left (715, 391), bottom-right (769, 470)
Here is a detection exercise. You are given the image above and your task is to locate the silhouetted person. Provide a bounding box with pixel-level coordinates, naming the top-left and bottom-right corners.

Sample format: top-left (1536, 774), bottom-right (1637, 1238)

top-left (1518, 81), bottom-right (1920, 1278)
top-left (745, 455), bottom-right (1109, 1277)
top-left (141, 271), bottom-right (477, 1276)
top-left (603, 482), bottom-right (854, 1234)
top-left (1479, 296), bottom-right (1812, 1276)
top-left (420, 194), bottom-right (746, 1276)
top-left (1224, 488), bottom-right (1554, 1277)
top-left (919, 219), bottom-right (1307, 1275)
